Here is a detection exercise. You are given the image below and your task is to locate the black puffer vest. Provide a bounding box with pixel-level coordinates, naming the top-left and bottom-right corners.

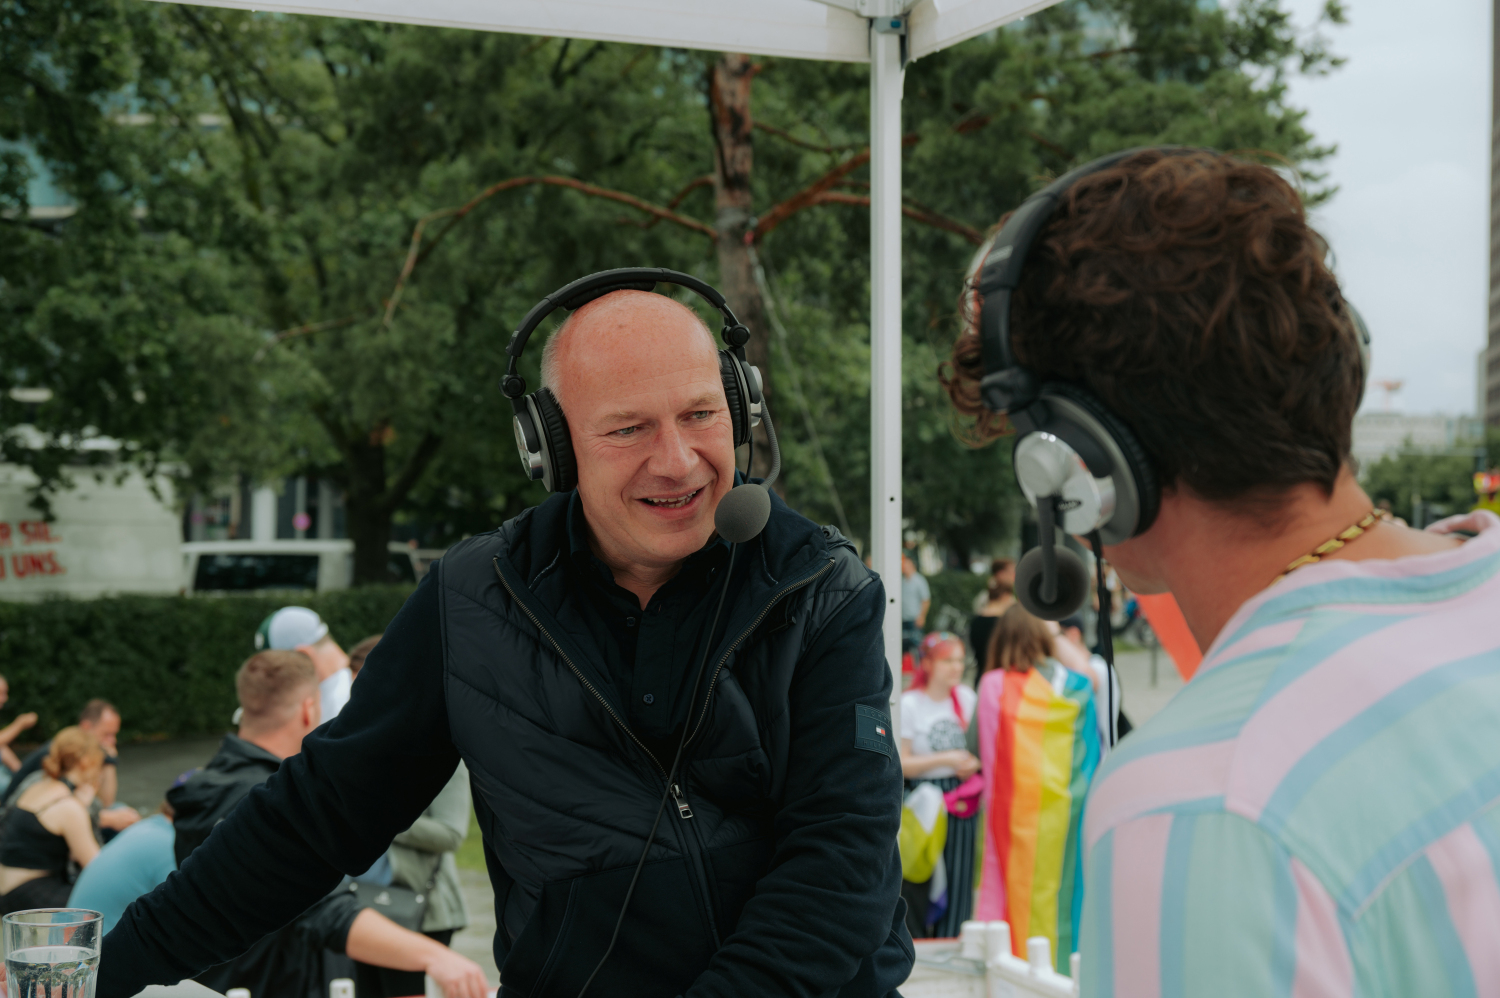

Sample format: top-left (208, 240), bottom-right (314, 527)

top-left (436, 491), bottom-right (910, 997)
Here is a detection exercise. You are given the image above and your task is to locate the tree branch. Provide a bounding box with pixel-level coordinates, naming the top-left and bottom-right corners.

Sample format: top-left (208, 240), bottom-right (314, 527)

top-left (753, 131), bottom-right (918, 241)
top-left (258, 312), bottom-right (370, 358)
top-left (752, 120), bottom-right (861, 154)
top-left (792, 190), bottom-right (984, 245)
top-left (619, 174), bottom-right (714, 230)
top-left (381, 175), bottom-right (715, 328)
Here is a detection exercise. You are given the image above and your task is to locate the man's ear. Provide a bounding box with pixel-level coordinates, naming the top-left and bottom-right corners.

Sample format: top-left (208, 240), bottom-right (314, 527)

top-left (303, 694), bottom-right (321, 731)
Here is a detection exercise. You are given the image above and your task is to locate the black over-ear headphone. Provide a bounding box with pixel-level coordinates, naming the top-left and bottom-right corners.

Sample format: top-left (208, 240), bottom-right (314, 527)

top-left (975, 147), bottom-right (1371, 626)
top-left (500, 268), bottom-right (765, 493)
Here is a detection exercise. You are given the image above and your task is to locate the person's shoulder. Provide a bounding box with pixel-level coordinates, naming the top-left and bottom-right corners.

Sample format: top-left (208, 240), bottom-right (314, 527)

top-left (956, 684), bottom-right (978, 709)
top-left (439, 492), bottom-right (574, 588)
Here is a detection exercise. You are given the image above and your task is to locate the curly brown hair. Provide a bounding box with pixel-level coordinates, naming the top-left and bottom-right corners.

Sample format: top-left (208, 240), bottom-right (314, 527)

top-left (943, 149), bottom-right (1364, 517)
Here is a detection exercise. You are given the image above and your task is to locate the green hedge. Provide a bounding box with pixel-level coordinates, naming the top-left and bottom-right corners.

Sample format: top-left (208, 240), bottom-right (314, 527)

top-left (0, 587), bottom-right (414, 742)
top-left (925, 570), bottom-right (988, 633)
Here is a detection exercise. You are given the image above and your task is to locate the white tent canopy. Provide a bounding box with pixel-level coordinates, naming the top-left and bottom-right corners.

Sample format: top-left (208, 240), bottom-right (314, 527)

top-left (153, 0), bottom-right (1059, 715)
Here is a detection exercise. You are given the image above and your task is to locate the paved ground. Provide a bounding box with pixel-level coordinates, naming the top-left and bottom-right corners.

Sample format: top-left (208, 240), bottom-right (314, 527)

top-left (452, 870), bottom-right (501, 981)
top-left (1114, 645), bottom-right (1186, 727)
top-left (116, 734), bottom-right (224, 813)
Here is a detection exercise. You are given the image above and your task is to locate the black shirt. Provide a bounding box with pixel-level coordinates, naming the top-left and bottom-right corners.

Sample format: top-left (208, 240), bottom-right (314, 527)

top-left (564, 492), bottom-right (738, 762)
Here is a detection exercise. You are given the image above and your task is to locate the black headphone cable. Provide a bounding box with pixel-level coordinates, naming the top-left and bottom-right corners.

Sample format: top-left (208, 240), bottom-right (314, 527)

top-left (1087, 532), bottom-right (1117, 748)
top-left (576, 541), bottom-right (741, 998)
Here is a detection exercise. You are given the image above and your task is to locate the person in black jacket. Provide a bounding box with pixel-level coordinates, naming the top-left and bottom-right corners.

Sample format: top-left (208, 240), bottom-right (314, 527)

top-left (174, 650), bottom-right (489, 998)
top-left (102, 286), bottom-right (911, 998)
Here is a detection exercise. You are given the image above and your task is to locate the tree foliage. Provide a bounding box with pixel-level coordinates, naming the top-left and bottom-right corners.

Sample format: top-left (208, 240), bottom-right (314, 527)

top-left (1361, 428), bottom-right (1498, 524)
top-left (1, 0), bottom-right (1345, 575)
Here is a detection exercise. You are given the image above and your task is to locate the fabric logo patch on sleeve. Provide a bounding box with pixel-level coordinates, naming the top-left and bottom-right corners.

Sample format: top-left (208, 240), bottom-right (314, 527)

top-left (855, 704), bottom-right (896, 758)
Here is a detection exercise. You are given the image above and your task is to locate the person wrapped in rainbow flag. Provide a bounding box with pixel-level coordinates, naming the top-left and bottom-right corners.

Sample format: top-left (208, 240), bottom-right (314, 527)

top-left (974, 605), bottom-right (1102, 971)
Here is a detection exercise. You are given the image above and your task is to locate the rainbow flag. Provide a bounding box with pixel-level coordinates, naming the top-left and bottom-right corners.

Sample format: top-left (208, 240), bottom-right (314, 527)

top-left (980, 665), bottom-right (1100, 972)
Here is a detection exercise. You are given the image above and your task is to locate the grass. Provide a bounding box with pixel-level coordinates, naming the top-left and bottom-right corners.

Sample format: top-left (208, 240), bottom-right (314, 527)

top-left (456, 805), bottom-right (487, 872)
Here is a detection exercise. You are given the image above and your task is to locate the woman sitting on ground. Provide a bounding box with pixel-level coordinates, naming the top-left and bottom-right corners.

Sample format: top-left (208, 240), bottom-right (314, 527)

top-left (0, 727), bottom-right (104, 914)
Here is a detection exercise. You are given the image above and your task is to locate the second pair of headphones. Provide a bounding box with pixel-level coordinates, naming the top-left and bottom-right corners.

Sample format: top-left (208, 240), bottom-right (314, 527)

top-left (975, 146), bottom-right (1371, 621)
top-left (501, 268), bottom-right (765, 493)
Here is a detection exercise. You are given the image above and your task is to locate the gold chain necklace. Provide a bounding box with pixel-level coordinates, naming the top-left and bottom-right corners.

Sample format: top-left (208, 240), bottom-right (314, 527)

top-left (1273, 508), bottom-right (1389, 584)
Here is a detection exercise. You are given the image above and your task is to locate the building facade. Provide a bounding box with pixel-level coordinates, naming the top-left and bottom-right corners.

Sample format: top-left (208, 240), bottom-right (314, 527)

top-left (1351, 411), bottom-right (1484, 469)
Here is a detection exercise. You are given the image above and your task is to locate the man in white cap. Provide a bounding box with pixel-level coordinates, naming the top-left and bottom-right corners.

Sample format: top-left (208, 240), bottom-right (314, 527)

top-left (254, 607), bottom-right (353, 722)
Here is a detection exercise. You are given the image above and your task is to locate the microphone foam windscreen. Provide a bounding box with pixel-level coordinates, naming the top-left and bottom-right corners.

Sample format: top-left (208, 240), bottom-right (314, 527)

top-left (715, 485), bottom-right (771, 544)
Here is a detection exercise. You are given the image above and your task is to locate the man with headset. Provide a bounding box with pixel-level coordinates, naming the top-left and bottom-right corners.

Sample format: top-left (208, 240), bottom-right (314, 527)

top-left (99, 277), bottom-right (912, 998)
top-left (945, 148), bottom-right (1500, 994)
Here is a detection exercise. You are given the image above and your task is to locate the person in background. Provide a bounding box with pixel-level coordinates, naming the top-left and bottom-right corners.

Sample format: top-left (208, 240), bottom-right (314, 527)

top-left (255, 607), bottom-right (354, 721)
top-left (69, 795), bottom-right (180, 933)
top-left (0, 727), bottom-right (106, 914)
top-left (970, 558), bottom-right (1016, 614)
top-left (967, 560), bottom-right (1016, 675)
top-left (170, 650), bottom-right (489, 998)
top-left (346, 635), bottom-right (383, 679)
top-left (941, 148), bottom-right (1500, 993)
top-left (3, 700), bottom-right (139, 835)
top-left (0, 675), bottom-right (39, 798)
top-left (900, 553), bottom-right (931, 653)
top-left (1051, 615), bottom-right (1127, 743)
top-left (973, 606), bottom-right (1100, 973)
top-left (345, 634), bottom-right (473, 998)
top-left (900, 632), bottom-right (979, 939)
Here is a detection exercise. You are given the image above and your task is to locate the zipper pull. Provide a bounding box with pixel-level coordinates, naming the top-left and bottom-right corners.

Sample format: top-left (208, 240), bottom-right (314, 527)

top-left (671, 783), bottom-right (693, 819)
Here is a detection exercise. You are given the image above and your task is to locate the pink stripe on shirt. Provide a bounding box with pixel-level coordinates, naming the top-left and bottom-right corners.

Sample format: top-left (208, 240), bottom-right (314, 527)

top-left (1290, 857), bottom-right (1353, 998)
top-left (1426, 823), bottom-right (1500, 998)
top-left (1200, 511), bottom-right (1500, 671)
top-left (1201, 618), bottom-right (1307, 678)
top-left (1111, 814), bottom-right (1173, 998)
top-left (1226, 582), bottom-right (1500, 823)
top-left (1084, 740), bottom-right (1236, 851)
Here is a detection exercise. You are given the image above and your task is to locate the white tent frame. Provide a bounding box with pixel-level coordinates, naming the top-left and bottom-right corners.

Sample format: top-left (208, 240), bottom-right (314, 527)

top-left (151, 0), bottom-right (1058, 719)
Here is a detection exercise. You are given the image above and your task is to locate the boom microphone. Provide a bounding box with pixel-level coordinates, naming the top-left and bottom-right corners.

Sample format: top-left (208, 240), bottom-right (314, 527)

top-left (714, 407), bottom-right (781, 544)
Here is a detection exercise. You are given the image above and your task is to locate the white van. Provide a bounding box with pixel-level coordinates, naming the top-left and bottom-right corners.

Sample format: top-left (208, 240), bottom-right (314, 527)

top-left (182, 540), bottom-right (421, 593)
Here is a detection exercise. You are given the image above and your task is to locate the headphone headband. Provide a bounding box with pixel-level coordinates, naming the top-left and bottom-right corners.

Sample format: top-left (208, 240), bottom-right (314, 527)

top-left (501, 267), bottom-right (745, 399)
top-left (976, 146), bottom-right (1167, 412)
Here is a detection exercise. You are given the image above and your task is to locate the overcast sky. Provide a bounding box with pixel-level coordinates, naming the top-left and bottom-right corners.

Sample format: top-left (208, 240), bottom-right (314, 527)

top-left (1278, 0), bottom-right (1491, 416)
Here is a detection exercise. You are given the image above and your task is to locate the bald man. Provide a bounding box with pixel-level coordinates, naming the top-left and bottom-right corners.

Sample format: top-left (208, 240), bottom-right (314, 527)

top-left (102, 288), bottom-right (910, 998)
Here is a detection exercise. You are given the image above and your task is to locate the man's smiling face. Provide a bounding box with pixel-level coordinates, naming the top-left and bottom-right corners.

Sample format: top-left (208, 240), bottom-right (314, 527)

top-left (549, 290), bottom-right (737, 577)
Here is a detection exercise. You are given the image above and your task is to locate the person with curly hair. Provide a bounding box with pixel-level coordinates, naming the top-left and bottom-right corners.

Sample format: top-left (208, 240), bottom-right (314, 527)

top-left (944, 148), bottom-right (1500, 996)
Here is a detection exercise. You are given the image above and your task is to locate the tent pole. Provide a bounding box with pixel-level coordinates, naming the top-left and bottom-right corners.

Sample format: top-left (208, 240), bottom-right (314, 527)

top-left (869, 21), bottom-right (905, 729)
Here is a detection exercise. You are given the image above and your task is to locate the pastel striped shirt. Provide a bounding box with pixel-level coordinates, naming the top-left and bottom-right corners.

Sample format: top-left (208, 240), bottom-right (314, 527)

top-left (1079, 510), bottom-right (1500, 998)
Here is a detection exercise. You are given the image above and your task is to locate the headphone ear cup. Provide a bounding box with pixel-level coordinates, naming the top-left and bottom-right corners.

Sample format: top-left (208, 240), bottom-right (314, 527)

top-left (1044, 381), bottom-right (1161, 537)
top-left (532, 388), bottom-right (576, 493)
top-left (719, 351), bottom-right (748, 448)
top-left (1014, 545), bottom-right (1090, 621)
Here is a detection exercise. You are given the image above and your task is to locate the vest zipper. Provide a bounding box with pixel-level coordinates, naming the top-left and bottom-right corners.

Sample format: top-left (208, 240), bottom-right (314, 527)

top-left (669, 556), bottom-right (837, 949)
top-left (495, 551), bottom-right (840, 951)
top-left (491, 558), bottom-right (669, 782)
top-left (671, 783), bottom-right (693, 819)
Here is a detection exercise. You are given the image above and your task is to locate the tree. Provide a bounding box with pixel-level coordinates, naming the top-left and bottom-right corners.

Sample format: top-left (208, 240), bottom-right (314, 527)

top-left (3, 0), bottom-right (1345, 578)
top-left (1362, 428), bottom-right (1497, 524)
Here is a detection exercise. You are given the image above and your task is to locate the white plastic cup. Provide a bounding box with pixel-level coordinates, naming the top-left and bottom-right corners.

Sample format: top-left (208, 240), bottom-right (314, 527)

top-left (1027, 936), bottom-right (1052, 974)
top-left (983, 920), bottom-right (1012, 963)
top-left (329, 978), bottom-right (355, 998)
top-left (958, 920), bottom-right (985, 961)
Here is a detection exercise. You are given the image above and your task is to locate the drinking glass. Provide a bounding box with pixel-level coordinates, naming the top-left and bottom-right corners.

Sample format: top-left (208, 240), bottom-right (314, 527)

top-left (1, 909), bottom-right (103, 998)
